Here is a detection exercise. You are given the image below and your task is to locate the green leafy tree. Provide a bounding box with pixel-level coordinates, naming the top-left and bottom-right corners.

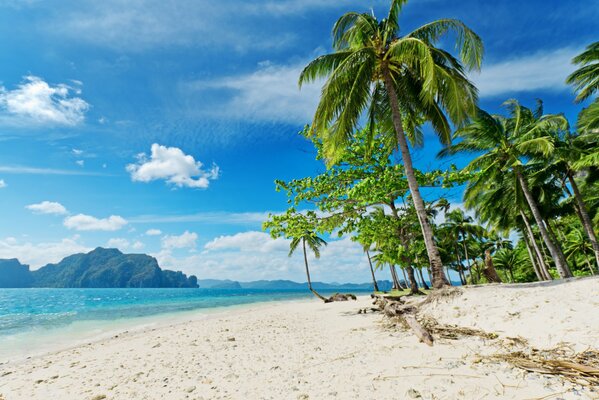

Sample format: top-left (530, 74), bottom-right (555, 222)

top-left (298, 0), bottom-right (483, 288)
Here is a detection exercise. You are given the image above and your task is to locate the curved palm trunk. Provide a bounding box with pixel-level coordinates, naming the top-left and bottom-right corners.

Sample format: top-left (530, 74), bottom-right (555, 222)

top-left (520, 210), bottom-right (552, 280)
top-left (366, 250), bottom-right (380, 292)
top-left (568, 173), bottom-right (599, 273)
top-left (515, 169), bottom-right (572, 278)
top-left (461, 240), bottom-right (472, 285)
top-left (382, 68), bottom-right (448, 289)
top-left (302, 239), bottom-right (327, 302)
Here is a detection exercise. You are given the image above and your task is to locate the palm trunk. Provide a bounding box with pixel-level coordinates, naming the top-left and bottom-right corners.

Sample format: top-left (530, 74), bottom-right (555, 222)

top-left (406, 266), bottom-right (421, 295)
top-left (400, 267), bottom-right (409, 289)
top-left (366, 250), bottom-right (380, 291)
top-left (585, 254), bottom-right (595, 275)
top-left (302, 239), bottom-right (327, 302)
top-left (417, 267), bottom-right (430, 290)
top-left (520, 210), bottom-right (552, 280)
top-left (515, 169), bottom-right (572, 278)
top-left (523, 231), bottom-right (544, 281)
top-left (382, 67), bottom-right (448, 289)
top-left (461, 240), bottom-right (473, 285)
top-left (568, 173), bottom-right (599, 273)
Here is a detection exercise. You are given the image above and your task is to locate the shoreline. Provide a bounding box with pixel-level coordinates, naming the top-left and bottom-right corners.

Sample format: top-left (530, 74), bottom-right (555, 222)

top-left (0, 294), bottom-right (316, 365)
top-left (1, 279), bottom-right (597, 399)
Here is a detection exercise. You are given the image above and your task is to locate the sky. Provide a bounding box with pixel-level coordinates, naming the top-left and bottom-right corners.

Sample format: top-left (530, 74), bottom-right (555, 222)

top-left (0, 0), bottom-right (596, 283)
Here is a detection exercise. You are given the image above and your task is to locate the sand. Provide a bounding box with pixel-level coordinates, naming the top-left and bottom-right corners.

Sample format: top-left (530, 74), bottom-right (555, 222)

top-left (1, 277), bottom-right (598, 399)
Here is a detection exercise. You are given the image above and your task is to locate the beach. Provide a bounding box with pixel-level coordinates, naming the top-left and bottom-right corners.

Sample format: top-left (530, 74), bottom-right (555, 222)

top-left (1, 278), bottom-right (598, 400)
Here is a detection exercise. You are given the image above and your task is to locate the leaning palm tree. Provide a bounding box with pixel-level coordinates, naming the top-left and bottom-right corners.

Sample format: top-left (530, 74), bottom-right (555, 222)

top-left (441, 100), bottom-right (573, 278)
top-left (299, 0), bottom-right (483, 288)
top-left (288, 230), bottom-right (328, 302)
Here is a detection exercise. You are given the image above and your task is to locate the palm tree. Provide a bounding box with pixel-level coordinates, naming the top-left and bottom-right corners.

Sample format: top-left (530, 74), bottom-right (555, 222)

top-left (566, 41), bottom-right (598, 103)
top-left (442, 100), bottom-right (573, 278)
top-left (492, 248), bottom-right (523, 283)
top-left (299, 0), bottom-right (483, 288)
top-left (564, 228), bottom-right (596, 276)
top-left (441, 208), bottom-right (485, 284)
top-left (289, 231), bottom-right (328, 302)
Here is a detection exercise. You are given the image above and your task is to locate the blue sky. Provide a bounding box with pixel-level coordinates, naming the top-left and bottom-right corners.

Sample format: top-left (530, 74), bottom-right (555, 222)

top-left (0, 0), bottom-right (595, 283)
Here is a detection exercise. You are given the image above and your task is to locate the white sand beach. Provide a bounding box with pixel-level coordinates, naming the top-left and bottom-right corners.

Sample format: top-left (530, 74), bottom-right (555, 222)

top-left (1, 278), bottom-right (598, 400)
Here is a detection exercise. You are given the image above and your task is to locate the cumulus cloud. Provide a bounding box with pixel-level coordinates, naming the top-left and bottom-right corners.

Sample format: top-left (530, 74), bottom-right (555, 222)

top-left (154, 231), bottom-right (369, 283)
top-left (187, 60), bottom-right (320, 124)
top-left (0, 179), bottom-right (5, 188)
top-left (145, 228), bottom-right (162, 236)
top-left (64, 214), bottom-right (128, 231)
top-left (204, 231), bottom-right (288, 253)
top-left (161, 230), bottom-right (198, 249)
top-left (126, 143), bottom-right (219, 189)
top-left (0, 236), bottom-right (90, 269)
top-left (25, 201), bottom-right (68, 215)
top-left (472, 47), bottom-right (580, 98)
top-left (0, 76), bottom-right (89, 126)
top-left (105, 238), bottom-right (145, 251)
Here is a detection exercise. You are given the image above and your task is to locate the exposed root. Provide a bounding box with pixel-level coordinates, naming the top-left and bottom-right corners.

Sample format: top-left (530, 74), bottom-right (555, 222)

top-left (325, 293), bottom-right (357, 302)
top-left (489, 348), bottom-right (599, 387)
top-left (418, 287), bottom-right (463, 306)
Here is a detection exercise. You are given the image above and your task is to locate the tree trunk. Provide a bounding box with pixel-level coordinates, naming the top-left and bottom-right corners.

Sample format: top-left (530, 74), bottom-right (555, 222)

top-left (568, 172), bottom-right (599, 273)
top-left (461, 239), bottom-right (473, 285)
top-left (366, 250), bottom-right (380, 292)
top-left (303, 239), bottom-right (327, 302)
top-left (520, 210), bottom-right (552, 280)
top-left (405, 266), bottom-right (421, 295)
top-left (400, 267), bottom-right (409, 289)
top-left (417, 267), bottom-right (430, 290)
top-left (522, 231), bottom-right (544, 281)
top-left (515, 169), bottom-right (572, 278)
top-left (382, 67), bottom-right (448, 289)
top-left (483, 249), bottom-right (503, 283)
top-left (585, 254), bottom-right (595, 275)
top-left (390, 264), bottom-right (401, 290)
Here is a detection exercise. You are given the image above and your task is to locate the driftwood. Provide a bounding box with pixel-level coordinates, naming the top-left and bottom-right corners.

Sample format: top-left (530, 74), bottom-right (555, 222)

top-left (372, 294), bottom-right (434, 346)
top-left (324, 293), bottom-right (357, 303)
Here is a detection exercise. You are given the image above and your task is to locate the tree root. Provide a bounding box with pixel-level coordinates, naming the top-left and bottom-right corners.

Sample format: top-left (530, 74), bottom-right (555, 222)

top-left (372, 294), bottom-right (434, 346)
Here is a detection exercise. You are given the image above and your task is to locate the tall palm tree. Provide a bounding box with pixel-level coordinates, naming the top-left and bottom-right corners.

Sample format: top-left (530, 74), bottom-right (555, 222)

top-left (299, 0), bottom-right (483, 288)
top-left (564, 228), bottom-right (596, 276)
top-left (289, 231), bottom-right (328, 301)
top-left (441, 208), bottom-right (485, 283)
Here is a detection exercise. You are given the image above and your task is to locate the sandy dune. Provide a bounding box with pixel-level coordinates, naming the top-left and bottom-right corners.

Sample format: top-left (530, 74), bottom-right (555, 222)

top-left (1, 278), bottom-right (598, 399)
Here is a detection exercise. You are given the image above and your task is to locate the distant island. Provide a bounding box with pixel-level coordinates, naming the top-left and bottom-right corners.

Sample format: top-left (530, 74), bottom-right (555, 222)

top-left (0, 247), bottom-right (198, 288)
top-left (0, 247), bottom-right (392, 290)
top-left (196, 278), bottom-right (393, 291)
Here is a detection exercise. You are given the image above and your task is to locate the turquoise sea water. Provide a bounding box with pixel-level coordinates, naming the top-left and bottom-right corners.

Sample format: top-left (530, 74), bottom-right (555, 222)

top-left (0, 288), bottom-right (364, 360)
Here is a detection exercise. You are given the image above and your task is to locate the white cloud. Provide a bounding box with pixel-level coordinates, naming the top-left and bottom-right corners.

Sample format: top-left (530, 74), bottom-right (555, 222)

top-left (72, 148), bottom-right (83, 155)
top-left (204, 231), bottom-right (288, 253)
top-left (188, 60), bottom-right (320, 124)
top-left (154, 231), bottom-right (370, 283)
top-left (131, 211), bottom-right (272, 225)
top-left (0, 179), bottom-right (5, 188)
top-left (64, 214), bottom-right (128, 231)
top-left (0, 236), bottom-right (90, 270)
top-left (50, 0), bottom-right (302, 52)
top-left (25, 201), bottom-right (68, 215)
top-left (0, 76), bottom-right (89, 126)
top-left (161, 230), bottom-right (198, 250)
top-left (145, 228), bottom-right (162, 236)
top-left (0, 165), bottom-right (107, 176)
top-left (106, 238), bottom-right (145, 251)
top-left (106, 237), bottom-right (130, 249)
top-left (126, 143), bottom-right (219, 189)
top-left (472, 47), bottom-right (580, 98)
top-left (76, 160), bottom-right (85, 167)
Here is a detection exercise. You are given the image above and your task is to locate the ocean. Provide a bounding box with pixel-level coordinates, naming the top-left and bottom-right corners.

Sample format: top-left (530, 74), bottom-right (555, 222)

top-left (0, 288), bottom-right (359, 361)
